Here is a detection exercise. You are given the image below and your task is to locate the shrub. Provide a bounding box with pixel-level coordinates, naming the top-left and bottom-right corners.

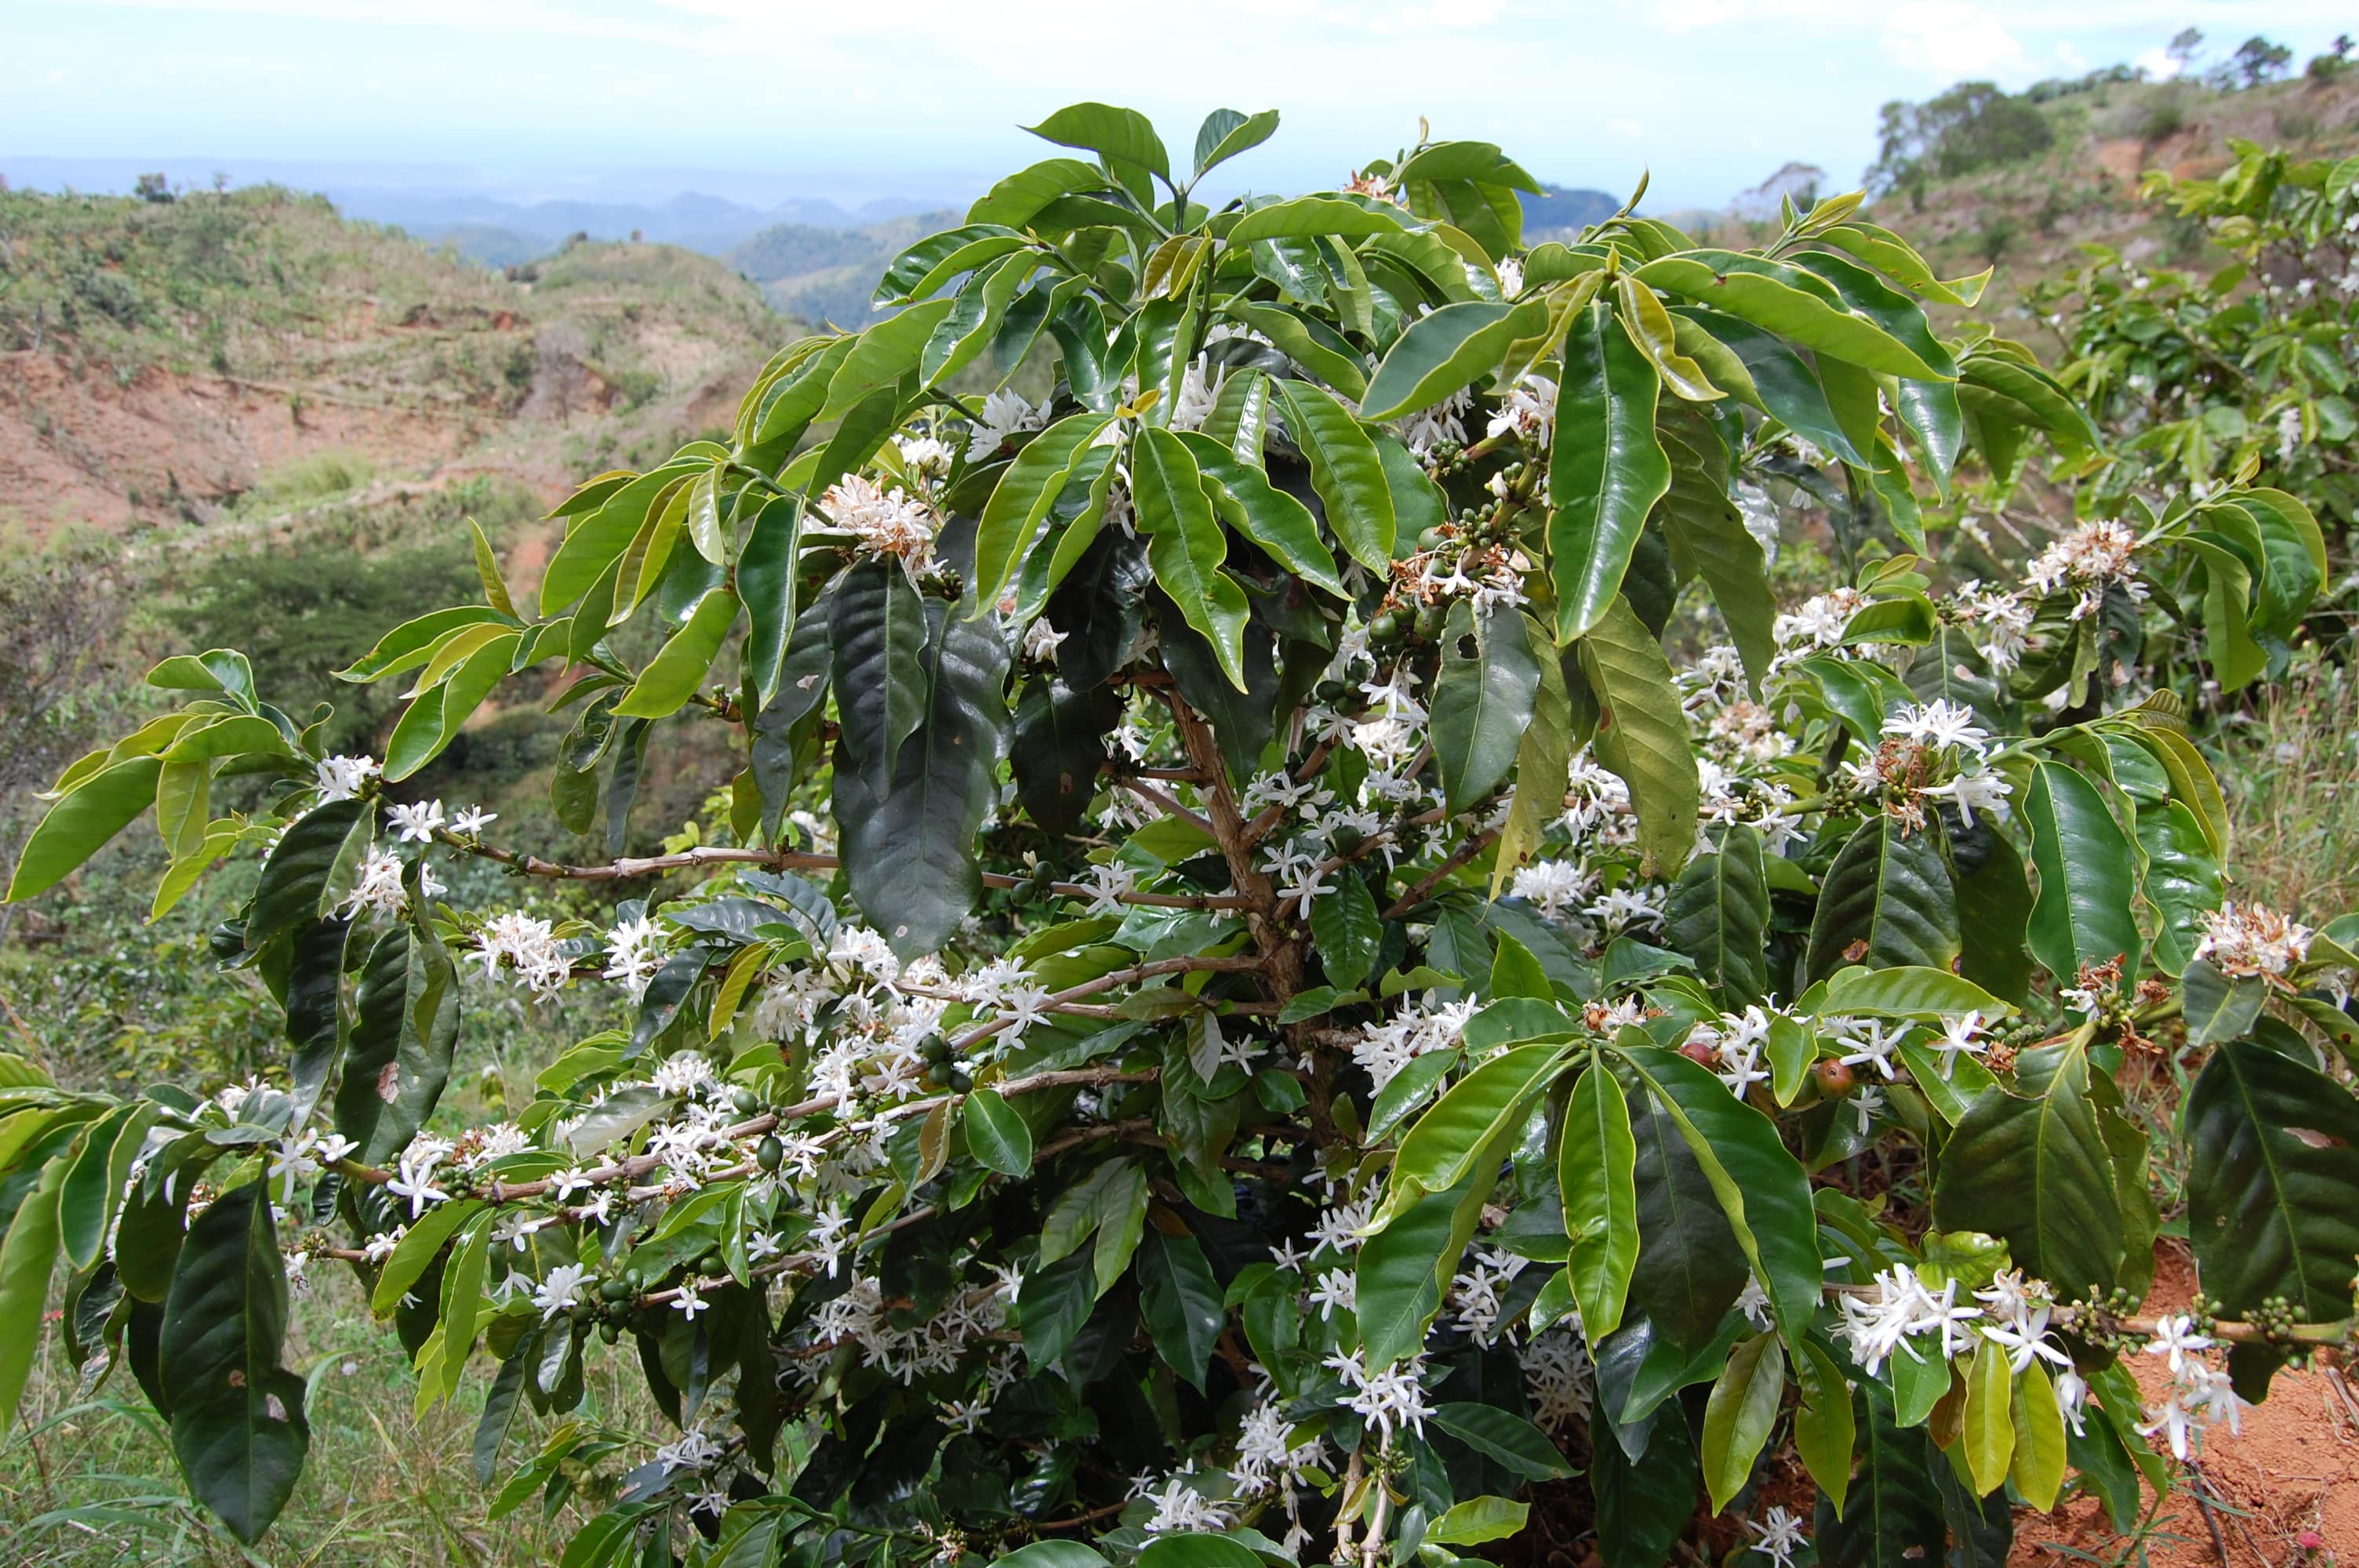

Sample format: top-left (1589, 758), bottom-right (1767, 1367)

top-left (3, 104), bottom-right (2355, 1568)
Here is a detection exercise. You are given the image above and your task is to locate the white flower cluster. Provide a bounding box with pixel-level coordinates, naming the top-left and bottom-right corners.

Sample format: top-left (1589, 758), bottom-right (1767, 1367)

top-left (820, 474), bottom-right (939, 564)
top-left (805, 1270), bottom-right (1020, 1386)
top-left (1950, 579), bottom-right (2034, 672)
top-left (2193, 900), bottom-right (2312, 978)
top-left (1485, 373), bottom-right (1557, 443)
top-left (339, 847), bottom-right (442, 919)
top-left (470, 910), bottom-right (571, 999)
top-left (314, 753), bottom-right (380, 802)
top-left (1771, 586), bottom-right (1865, 662)
top-left (1351, 990), bottom-right (1478, 1090)
top-left (1395, 387), bottom-right (1470, 460)
top-left (603, 914), bottom-right (663, 1000)
top-left (2024, 519), bottom-right (2146, 621)
top-left (2136, 1316), bottom-right (2247, 1460)
top-left (964, 388), bottom-right (1048, 459)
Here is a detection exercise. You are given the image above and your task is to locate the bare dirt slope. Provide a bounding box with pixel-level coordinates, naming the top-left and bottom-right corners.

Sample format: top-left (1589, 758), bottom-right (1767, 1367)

top-left (0, 185), bottom-right (791, 537)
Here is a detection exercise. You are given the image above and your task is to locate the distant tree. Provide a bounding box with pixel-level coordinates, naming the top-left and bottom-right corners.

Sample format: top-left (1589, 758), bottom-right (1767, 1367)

top-left (1866, 82), bottom-right (2053, 194)
top-left (2165, 26), bottom-right (2205, 73)
top-left (133, 172), bottom-right (174, 204)
top-left (2312, 34), bottom-right (2356, 81)
top-left (2230, 35), bottom-right (2292, 88)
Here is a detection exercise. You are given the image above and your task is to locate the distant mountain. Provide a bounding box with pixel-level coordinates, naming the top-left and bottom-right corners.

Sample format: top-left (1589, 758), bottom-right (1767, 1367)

top-left (1520, 185), bottom-right (1621, 236)
top-left (725, 210), bottom-right (965, 328)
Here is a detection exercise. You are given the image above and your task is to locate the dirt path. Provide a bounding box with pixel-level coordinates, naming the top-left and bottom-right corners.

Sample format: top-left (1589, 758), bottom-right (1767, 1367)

top-left (2011, 1250), bottom-right (2357, 1564)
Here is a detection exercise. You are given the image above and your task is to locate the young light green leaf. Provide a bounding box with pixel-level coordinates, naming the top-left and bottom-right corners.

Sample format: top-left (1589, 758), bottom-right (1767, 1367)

top-left (1549, 300), bottom-right (1670, 643)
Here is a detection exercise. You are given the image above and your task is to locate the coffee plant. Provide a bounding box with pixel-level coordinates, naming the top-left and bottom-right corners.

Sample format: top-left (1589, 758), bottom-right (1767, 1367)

top-left (2033, 143), bottom-right (2359, 539)
top-left (5, 105), bottom-right (2357, 1567)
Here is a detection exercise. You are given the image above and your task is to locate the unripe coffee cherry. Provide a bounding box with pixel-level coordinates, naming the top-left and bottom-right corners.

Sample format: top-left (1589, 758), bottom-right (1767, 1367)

top-left (755, 1134), bottom-right (784, 1173)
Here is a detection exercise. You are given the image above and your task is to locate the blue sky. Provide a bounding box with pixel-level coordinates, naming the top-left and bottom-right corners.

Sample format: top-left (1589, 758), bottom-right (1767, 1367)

top-left (5, 1), bottom-right (2353, 211)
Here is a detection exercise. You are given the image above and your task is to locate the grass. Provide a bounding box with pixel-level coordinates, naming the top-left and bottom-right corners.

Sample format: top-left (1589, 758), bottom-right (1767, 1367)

top-left (2, 1269), bottom-right (658, 1568)
top-left (2210, 644), bottom-right (2359, 926)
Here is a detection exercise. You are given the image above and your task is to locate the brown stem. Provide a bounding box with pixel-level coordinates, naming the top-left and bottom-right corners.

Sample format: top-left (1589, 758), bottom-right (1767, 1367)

top-left (1111, 776), bottom-right (1216, 837)
top-left (1383, 829), bottom-right (1499, 919)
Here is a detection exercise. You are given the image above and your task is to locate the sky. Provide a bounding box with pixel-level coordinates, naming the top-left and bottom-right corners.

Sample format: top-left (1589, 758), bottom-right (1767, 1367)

top-left (5, 0), bottom-right (2354, 212)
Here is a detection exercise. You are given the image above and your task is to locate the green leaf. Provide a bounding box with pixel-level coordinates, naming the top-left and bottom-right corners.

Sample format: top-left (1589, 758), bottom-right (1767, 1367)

top-left (1933, 1043), bottom-right (2124, 1298)
top-left (957, 1087), bottom-right (1031, 1178)
top-left (922, 253), bottom-right (1035, 388)
top-left (830, 559), bottom-right (931, 786)
top-left (60, 1100), bottom-right (156, 1270)
top-left (1492, 612), bottom-right (1572, 897)
top-left (383, 630), bottom-right (518, 781)
top-left (614, 587), bottom-right (740, 720)
top-left (336, 922), bottom-right (463, 1165)
top-left (819, 299), bottom-right (954, 422)
top-left (1637, 251), bottom-right (1954, 379)
top-left (1223, 303), bottom-right (1369, 401)
top-left (1954, 821), bottom-right (2037, 1005)
top-left (2023, 761), bottom-right (2140, 982)
top-left (1229, 196), bottom-right (1405, 241)
top-left (1818, 965), bottom-right (2010, 1021)
top-left (1592, 1396), bottom-right (1698, 1568)
top-left (1793, 1338), bottom-right (1856, 1519)
top-left (7, 756), bottom-right (164, 902)
top-left (1356, 1171), bottom-right (1485, 1368)
top-left (1665, 825), bottom-right (1769, 1005)
top-left (876, 225), bottom-right (1028, 304)
top-left (1960, 1336), bottom-right (2014, 1496)
top-left (1193, 108), bottom-right (1280, 179)
top-left (1130, 426), bottom-right (1252, 691)
top-left (245, 798), bottom-right (367, 949)
top-left (2136, 799), bottom-right (2221, 975)
top-left (1549, 301), bottom-right (1670, 643)
top-left (737, 495), bottom-right (803, 709)
top-left (1390, 1044), bottom-right (1568, 1209)
top-left (1360, 299), bottom-right (1548, 421)
top-left (1010, 676), bottom-right (1121, 841)
top-left (1310, 869), bottom-right (1382, 994)
top-left (1430, 1403), bottom-right (1576, 1479)
top-left (1136, 1229), bottom-right (1223, 1390)
top-left (1559, 1062), bottom-right (1641, 1343)
top-left (1576, 597), bottom-right (1699, 873)
top-left (160, 1184), bottom-right (309, 1544)
top-left (1803, 816), bottom-right (1960, 985)
top-left (972, 412), bottom-right (1114, 612)
top-left (1614, 1045), bottom-right (1823, 1345)
top-left (1427, 1496), bottom-right (1529, 1547)
top-left (2010, 1360), bottom-right (2067, 1510)
top-left (1701, 1330), bottom-right (1786, 1512)
top-left (0, 1154), bottom-right (66, 1432)
top-left (835, 601), bottom-right (1008, 958)
top-left (1024, 102), bottom-right (1169, 180)
top-left (1816, 1385), bottom-right (1944, 1567)
top-left (1626, 1087), bottom-right (1748, 1350)
top-left (1175, 430), bottom-right (1343, 596)
top-left (1656, 405), bottom-right (1775, 688)
top-left (2186, 1042), bottom-right (2359, 1394)
top-left (1270, 378), bottom-right (1394, 569)
top-left (1431, 601), bottom-right (1544, 815)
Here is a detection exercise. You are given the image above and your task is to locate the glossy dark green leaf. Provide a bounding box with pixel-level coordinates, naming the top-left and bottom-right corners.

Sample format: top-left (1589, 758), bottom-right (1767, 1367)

top-left (1934, 1043), bottom-right (2124, 1298)
top-left (1656, 405), bottom-right (1775, 688)
top-left (1803, 815), bottom-right (1960, 985)
top-left (1432, 1402), bottom-right (1576, 1479)
top-left (737, 495), bottom-right (803, 708)
top-left (1361, 299), bottom-right (1549, 421)
top-left (1701, 1330), bottom-right (1784, 1512)
top-left (2136, 797), bottom-right (2220, 975)
top-left (336, 922), bottom-right (462, 1164)
top-left (962, 1087), bottom-right (1034, 1178)
top-left (1618, 1046), bottom-right (1821, 1343)
top-left (1132, 426), bottom-right (1250, 691)
top-left (1136, 1229), bottom-right (1223, 1390)
top-left (972, 412), bottom-right (1114, 612)
top-left (160, 1184), bottom-right (309, 1544)
top-left (1637, 251), bottom-right (1951, 380)
top-left (2186, 1042), bottom-right (2359, 1395)
top-left (1590, 1396), bottom-right (1696, 1568)
top-left (1430, 601), bottom-right (1544, 814)
top-left (1549, 301), bottom-right (1670, 643)
top-left (1175, 430), bottom-right (1343, 596)
top-left (1270, 377), bottom-right (1394, 569)
top-left (830, 559), bottom-right (931, 786)
top-left (8, 756), bottom-right (165, 902)
top-left (1576, 597), bottom-right (1699, 873)
top-left (834, 601), bottom-right (1009, 957)
top-left (1192, 107), bottom-right (1280, 178)
top-left (1665, 824), bottom-right (1768, 1005)
top-left (1024, 102), bottom-right (1170, 180)
top-left (1560, 1063), bottom-right (1641, 1344)
top-left (1952, 817), bottom-right (2035, 1005)
top-left (1310, 869), bottom-right (1382, 993)
top-left (2023, 761), bottom-right (2140, 982)
top-left (1815, 1384), bottom-right (1945, 1568)
top-left (1010, 676), bottom-right (1121, 841)
top-left (1358, 1167), bottom-right (1489, 1368)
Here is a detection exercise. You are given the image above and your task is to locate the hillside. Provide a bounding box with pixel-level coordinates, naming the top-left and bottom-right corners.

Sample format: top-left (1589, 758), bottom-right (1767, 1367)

top-left (0, 184), bottom-right (793, 538)
top-left (1859, 64), bottom-right (2359, 310)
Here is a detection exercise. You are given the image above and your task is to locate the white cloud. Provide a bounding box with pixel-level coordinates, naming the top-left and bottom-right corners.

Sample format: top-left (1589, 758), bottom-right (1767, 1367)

top-left (1881, 1), bottom-right (2026, 79)
top-left (1608, 118), bottom-right (1646, 140)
